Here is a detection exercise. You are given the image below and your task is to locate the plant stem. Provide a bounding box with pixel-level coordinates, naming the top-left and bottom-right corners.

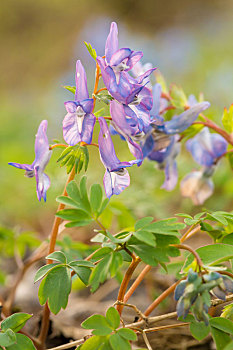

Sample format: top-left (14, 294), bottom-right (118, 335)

top-left (144, 280), bottom-right (183, 316)
top-left (49, 144), bottom-right (67, 150)
top-left (180, 224), bottom-right (200, 243)
top-left (37, 167), bottom-right (76, 348)
top-left (172, 243), bottom-right (203, 269)
top-left (194, 119), bottom-right (233, 145)
top-left (124, 265), bottom-right (152, 303)
top-left (116, 257), bottom-right (141, 315)
top-left (92, 63), bottom-right (100, 108)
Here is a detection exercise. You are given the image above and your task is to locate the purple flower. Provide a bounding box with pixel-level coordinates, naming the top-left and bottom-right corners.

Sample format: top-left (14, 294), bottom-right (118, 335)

top-left (98, 117), bottom-right (140, 198)
top-left (8, 120), bottom-right (52, 201)
top-left (180, 167), bottom-right (214, 205)
top-left (140, 96), bottom-right (210, 191)
top-left (186, 127), bottom-right (227, 166)
top-left (96, 22), bottom-right (155, 105)
top-left (63, 60), bottom-right (96, 146)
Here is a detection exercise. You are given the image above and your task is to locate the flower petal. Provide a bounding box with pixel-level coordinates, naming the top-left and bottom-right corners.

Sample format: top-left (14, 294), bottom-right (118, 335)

top-left (110, 48), bottom-right (132, 67)
top-left (163, 102), bottom-right (210, 134)
top-left (64, 101), bottom-right (77, 113)
top-left (8, 162), bottom-right (33, 172)
top-left (180, 171), bottom-right (214, 205)
top-left (105, 22), bottom-right (118, 64)
top-left (81, 113), bottom-right (96, 144)
top-left (161, 159), bottom-right (178, 191)
top-left (34, 120), bottom-right (50, 164)
top-left (80, 99), bottom-right (94, 114)
top-left (110, 100), bottom-right (139, 137)
top-left (35, 166), bottom-right (50, 202)
top-left (150, 83), bottom-right (162, 118)
top-left (63, 113), bottom-right (81, 146)
top-left (75, 60), bottom-right (89, 101)
top-left (103, 169), bottom-right (130, 198)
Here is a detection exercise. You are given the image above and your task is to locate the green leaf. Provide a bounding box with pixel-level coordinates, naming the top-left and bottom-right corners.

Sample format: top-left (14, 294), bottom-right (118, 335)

top-left (109, 333), bottom-right (131, 350)
top-left (133, 230), bottom-right (156, 247)
top-left (34, 263), bottom-right (59, 283)
top-left (69, 260), bottom-right (94, 268)
top-left (81, 336), bottom-right (106, 350)
top-left (70, 265), bottom-right (92, 285)
top-left (6, 333), bottom-right (36, 350)
top-left (176, 213), bottom-right (193, 219)
top-left (99, 198), bottom-right (110, 216)
top-left (91, 247), bottom-right (113, 260)
top-left (0, 329), bottom-right (16, 347)
top-left (80, 176), bottom-right (91, 212)
top-left (63, 85), bottom-right (76, 94)
top-left (221, 304), bottom-right (233, 321)
top-left (146, 218), bottom-right (185, 235)
top-left (190, 320), bottom-right (210, 340)
top-left (56, 209), bottom-right (91, 221)
top-left (66, 181), bottom-right (82, 203)
top-left (38, 266), bottom-right (71, 314)
top-left (207, 213), bottom-right (228, 226)
top-left (210, 317), bottom-right (233, 336)
top-left (117, 328), bottom-right (137, 341)
top-left (183, 244), bottom-right (233, 269)
top-left (1, 313), bottom-right (32, 333)
top-left (81, 315), bottom-right (113, 336)
top-left (90, 184), bottom-right (102, 215)
top-left (223, 340), bottom-right (233, 350)
top-left (65, 219), bottom-right (93, 228)
top-left (89, 254), bottom-right (113, 292)
top-left (84, 42), bottom-right (97, 60)
top-left (46, 251), bottom-right (67, 264)
top-left (56, 195), bottom-right (85, 210)
top-left (106, 307), bottom-right (120, 330)
top-left (211, 326), bottom-right (232, 350)
top-left (135, 217), bottom-right (153, 230)
top-left (222, 104), bottom-right (233, 133)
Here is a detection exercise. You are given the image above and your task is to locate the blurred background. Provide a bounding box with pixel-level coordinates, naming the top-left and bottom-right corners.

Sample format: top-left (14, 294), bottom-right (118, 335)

top-left (1, 0), bottom-right (233, 233)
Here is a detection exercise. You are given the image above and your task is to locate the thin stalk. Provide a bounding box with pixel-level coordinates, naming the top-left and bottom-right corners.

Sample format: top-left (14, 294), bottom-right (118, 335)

top-left (49, 144), bottom-right (67, 150)
top-left (37, 167), bottom-right (76, 348)
top-left (194, 120), bottom-right (233, 146)
top-left (172, 244), bottom-right (203, 269)
top-left (144, 279), bottom-right (183, 316)
top-left (180, 224), bottom-right (200, 243)
top-left (92, 63), bottom-right (100, 109)
top-left (116, 257), bottom-right (141, 315)
top-left (124, 265), bottom-right (152, 303)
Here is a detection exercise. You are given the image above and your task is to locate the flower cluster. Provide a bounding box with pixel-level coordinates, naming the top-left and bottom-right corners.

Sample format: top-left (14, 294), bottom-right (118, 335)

top-left (8, 21), bottom-right (229, 202)
top-left (175, 270), bottom-right (233, 325)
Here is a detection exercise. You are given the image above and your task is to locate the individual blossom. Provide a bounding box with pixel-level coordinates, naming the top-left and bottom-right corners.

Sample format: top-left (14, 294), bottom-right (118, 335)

top-left (141, 88), bottom-right (210, 190)
top-left (98, 117), bottom-right (140, 198)
top-left (8, 120), bottom-right (52, 201)
top-left (181, 127), bottom-right (228, 204)
top-left (180, 167), bottom-right (214, 205)
top-left (63, 60), bottom-right (96, 146)
top-left (186, 127), bottom-right (227, 167)
top-left (96, 22), bottom-right (155, 105)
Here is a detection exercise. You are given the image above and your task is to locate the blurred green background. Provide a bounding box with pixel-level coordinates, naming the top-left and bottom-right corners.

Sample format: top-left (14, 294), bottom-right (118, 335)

top-left (1, 0), bottom-right (233, 232)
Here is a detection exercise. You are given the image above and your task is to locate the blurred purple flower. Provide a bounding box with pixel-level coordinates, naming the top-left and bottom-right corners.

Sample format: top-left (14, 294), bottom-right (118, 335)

top-left (63, 60), bottom-right (96, 146)
top-left (8, 120), bottom-right (52, 201)
top-left (180, 167), bottom-right (214, 205)
top-left (98, 117), bottom-right (140, 198)
top-left (186, 127), bottom-right (227, 166)
top-left (97, 22), bottom-right (155, 105)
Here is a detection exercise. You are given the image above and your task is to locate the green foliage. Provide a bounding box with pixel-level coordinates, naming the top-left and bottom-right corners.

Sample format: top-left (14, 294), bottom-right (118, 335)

top-left (183, 243), bottom-right (233, 271)
top-left (221, 304), bottom-right (233, 321)
top-left (56, 177), bottom-right (109, 228)
top-left (84, 42), bottom-right (97, 60)
top-left (63, 85), bottom-right (76, 94)
top-left (222, 104), bottom-right (233, 133)
top-left (57, 145), bottom-right (89, 174)
top-left (0, 313), bottom-right (35, 349)
top-left (93, 92), bottom-right (114, 105)
top-left (81, 307), bottom-right (137, 349)
top-left (1, 313), bottom-right (32, 333)
top-left (210, 320), bottom-right (233, 350)
top-left (38, 265), bottom-right (71, 314)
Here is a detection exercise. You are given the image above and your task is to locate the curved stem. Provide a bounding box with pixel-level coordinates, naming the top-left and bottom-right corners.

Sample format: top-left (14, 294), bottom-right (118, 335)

top-left (124, 265), bottom-right (152, 303)
top-left (116, 257), bottom-right (141, 315)
top-left (92, 63), bottom-right (100, 109)
top-left (180, 224), bottom-right (200, 243)
top-left (49, 144), bottom-right (67, 150)
top-left (193, 120), bottom-right (233, 146)
top-left (37, 167), bottom-right (76, 348)
top-left (172, 244), bottom-right (203, 269)
top-left (144, 279), bottom-right (183, 316)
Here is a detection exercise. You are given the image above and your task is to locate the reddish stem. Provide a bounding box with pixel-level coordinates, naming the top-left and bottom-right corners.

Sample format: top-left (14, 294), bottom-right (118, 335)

top-left (194, 119), bottom-right (233, 146)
